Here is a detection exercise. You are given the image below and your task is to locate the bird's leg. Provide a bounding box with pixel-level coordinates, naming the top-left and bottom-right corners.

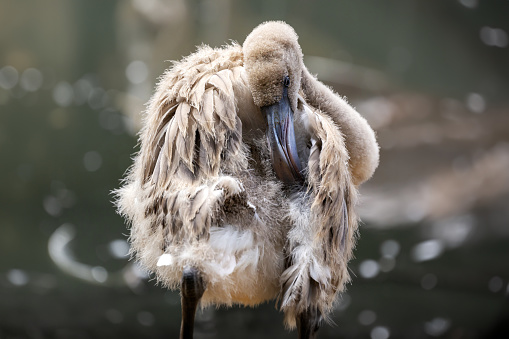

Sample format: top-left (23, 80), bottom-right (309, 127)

top-left (180, 266), bottom-right (206, 339)
top-left (297, 307), bottom-right (321, 339)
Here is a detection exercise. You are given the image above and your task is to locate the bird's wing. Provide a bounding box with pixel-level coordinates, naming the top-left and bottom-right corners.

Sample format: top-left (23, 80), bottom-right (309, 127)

top-left (135, 46), bottom-right (248, 240)
top-left (303, 99), bottom-right (359, 286)
top-left (141, 70), bottom-right (244, 187)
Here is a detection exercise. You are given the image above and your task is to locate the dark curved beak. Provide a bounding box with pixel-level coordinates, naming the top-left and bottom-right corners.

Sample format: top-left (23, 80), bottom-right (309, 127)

top-left (262, 86), bottom-right (304, 185)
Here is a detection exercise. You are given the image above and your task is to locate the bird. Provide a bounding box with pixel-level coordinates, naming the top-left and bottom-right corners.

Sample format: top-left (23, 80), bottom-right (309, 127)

top-left (115, 21), bottom-right (379, 339)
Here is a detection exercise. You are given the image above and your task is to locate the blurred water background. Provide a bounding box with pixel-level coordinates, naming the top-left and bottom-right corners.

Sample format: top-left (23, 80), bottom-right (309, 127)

top-left (1, 1), bottom-right (509, 338)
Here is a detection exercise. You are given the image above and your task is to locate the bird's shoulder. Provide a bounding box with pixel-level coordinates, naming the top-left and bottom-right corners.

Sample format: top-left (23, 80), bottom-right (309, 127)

top-left (156, 44), bottom-right (245, 107)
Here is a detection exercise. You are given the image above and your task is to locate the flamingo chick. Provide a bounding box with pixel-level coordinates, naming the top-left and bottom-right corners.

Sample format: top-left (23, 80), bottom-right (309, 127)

top-left (116, 21), bottom-right (379, 338)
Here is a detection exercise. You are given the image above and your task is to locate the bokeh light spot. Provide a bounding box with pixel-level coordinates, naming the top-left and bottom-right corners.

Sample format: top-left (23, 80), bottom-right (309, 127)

top-left (466, 93), bottom-right (485, 113)
top-left (371, 326), bottom-right (390, 339)
top-left (359, 260), bottom-right (380, 279)
top-left (379, 257), bottom-right (396, 273)
top-left (108, 239), bottom-right (129, 259)
top-left (83, 151), bottom-right (103, 172)
top-left (421, 273), bottom-right (438, 290)
top-left (126, 60), bottom-right (149, 85)
top-left (412, 240), bottom-right (444, 262)
top-left (380, 240), bottom-right (400, 258)
top-left (91, 266), bottom-right (108, 283)
top-left (488, 276), bottom-right (503, 293)
top-left (88, 87), bottom-right (108, 110)
top-left (137, 311), bottom-right (155, 326)
top-left (0, 66), bottom-right (19, 90)
top-left (43, 195), bottom-right (63, 217)
top-left (480, 27), bottom-right (508, 48)
top-left (53, 81), bottom-right (74, 107)
top-left (20, 68), bottom-right (43, 92)
top-left (424, 317), bottom-right (450, 336)
top-left (359, 310), bottom-right (377, 326)
top-left (7, 269), bottom-right (29, 286)
top-left (74, 78), bottom-right (94, 105)
top-left (458, 0), bottom-right (477, 8)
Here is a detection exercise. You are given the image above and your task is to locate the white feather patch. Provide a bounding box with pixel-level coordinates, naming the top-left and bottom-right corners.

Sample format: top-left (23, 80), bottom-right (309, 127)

top-left (156, 253), bottom-right (174, 267)
top-left (209, 226), bottom-right (254, 252)
top-left (205, 226), bottom-right (260, 277)
top-left (209, 253), bottom-right (236, 276)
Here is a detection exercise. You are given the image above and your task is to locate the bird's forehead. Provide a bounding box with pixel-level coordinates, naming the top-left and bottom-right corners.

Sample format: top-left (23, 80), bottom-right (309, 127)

top-left (245, 42), bottom-right (285, 65)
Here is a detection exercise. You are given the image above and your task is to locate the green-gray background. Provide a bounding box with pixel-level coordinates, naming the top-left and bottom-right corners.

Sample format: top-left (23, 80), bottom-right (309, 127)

top-left (1, 1), bottom-right (509, 338)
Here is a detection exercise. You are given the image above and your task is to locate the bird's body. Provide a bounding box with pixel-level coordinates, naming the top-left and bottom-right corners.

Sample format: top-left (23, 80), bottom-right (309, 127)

top-left (116, 22), bottom-right (379, 338)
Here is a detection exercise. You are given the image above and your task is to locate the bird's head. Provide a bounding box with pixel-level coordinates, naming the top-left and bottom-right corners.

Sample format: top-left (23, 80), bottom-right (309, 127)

top-left (243, 21), bottom-right (305, 184)
top-left (243, 21), bottom-right (303, 112)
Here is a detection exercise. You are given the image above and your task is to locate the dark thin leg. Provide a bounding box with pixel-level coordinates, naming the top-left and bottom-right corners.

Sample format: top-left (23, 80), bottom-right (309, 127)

top-left (297, 308), bottom-right (322, 339)
top-left (180, 266), bottom-right (206, 339)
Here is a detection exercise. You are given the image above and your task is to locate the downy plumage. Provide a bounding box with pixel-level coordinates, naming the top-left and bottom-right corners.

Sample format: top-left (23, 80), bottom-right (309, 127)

top-left (116, 21), bottom-right (379, 338)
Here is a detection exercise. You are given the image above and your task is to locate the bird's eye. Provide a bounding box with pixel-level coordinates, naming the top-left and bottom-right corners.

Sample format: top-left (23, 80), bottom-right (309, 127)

top-left (283, 76), bottom-right (290, 87)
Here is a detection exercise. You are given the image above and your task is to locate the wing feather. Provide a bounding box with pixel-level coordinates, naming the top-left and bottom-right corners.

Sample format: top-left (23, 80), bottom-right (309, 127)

top-left (157, 151), bottom-right (169, 187)
top-left (189, 75), bottom-right (209, 109)
top-left (208, 71), bottom-right (232, 97)
top-left (175, 118), bottom-right (197, 172)
top-left (132, 44), bottom-right (246, 243)
top-left (165, 116), bottom-right (179, 166)
top-left (226, 117), bottom-right (243, 156)
top-left (213, 91), bottom-right (236, 130)
top-left (216, 69), bottom-right (235, 97)
top-left (175, 101), bottom-right (191, 135)
top-left (198, 87), bottom-right (214, 133)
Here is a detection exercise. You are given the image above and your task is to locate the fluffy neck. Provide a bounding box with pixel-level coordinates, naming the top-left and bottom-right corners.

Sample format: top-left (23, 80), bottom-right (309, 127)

top-left (300, 67), bottom-right (379, 185)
